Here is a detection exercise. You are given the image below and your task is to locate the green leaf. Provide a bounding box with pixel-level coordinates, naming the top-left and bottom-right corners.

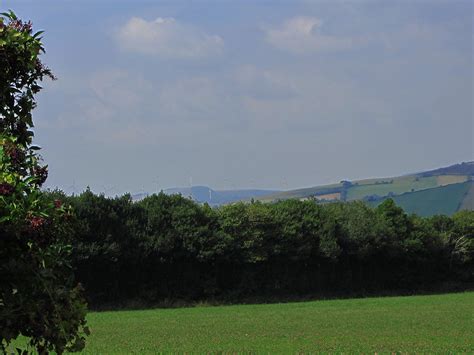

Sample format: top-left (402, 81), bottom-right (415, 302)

top-left (33, 30), bottom-right (44, 38)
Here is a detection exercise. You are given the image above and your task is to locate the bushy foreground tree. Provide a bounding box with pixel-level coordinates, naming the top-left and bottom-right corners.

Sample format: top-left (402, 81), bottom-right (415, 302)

top-left (0, 11), bottom-right (88, 354)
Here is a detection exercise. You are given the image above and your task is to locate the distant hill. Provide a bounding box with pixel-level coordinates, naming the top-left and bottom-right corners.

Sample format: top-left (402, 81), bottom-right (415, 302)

top-left (257, 161), bottom-right (474, 216)
top-left (415, 161), bottom-right (474, 177)
top-left (163, 186), bottom-right (280, 205)
top-left (135, 161), bottom-right (473, 216)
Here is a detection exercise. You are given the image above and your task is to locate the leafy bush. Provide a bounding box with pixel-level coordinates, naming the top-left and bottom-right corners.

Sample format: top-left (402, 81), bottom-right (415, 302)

top-left (0, 11), bottom-right (88, 354)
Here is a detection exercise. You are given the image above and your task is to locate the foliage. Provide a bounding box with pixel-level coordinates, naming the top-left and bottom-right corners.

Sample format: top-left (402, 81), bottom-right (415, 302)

top-left (43, 187), bottom-right (474, 308)
top-left (0, 11), bottom-right (88, 354)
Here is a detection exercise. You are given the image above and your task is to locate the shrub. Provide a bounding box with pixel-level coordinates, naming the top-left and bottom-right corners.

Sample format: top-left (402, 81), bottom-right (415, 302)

top-left (0, 11), bottom-right (88, 354)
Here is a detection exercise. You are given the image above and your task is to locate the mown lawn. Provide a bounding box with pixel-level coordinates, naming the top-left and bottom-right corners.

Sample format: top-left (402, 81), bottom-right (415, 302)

top-left (77, 292), bottom-right (473, 353)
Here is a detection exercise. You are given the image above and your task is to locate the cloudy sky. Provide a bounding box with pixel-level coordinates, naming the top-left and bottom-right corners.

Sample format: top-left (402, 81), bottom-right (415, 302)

top-left (3, 0), bottom-right (473, 195)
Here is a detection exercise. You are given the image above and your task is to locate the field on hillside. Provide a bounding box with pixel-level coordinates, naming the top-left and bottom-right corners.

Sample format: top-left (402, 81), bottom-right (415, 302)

top-left (369, 181), bottom-right (472, 216)
top-left (460, 182), bottom-right (474, 210)
top-left (437, 174), bottom-right (469, 186)
top-left (64, 292), bottom-right (474, 353)
top-left (256, 162), bottom-right (474, 208)
top-left (257, 162), bottom-right (473, 208)
top-left (315, 192), bottom-right (341, 201)
top-left (259, 183), bottom-right (343, 201)
top-left (346, 176), bottom-right (438, 200)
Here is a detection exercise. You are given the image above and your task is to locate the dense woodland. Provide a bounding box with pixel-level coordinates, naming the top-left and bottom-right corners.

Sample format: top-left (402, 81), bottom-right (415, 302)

top-left (45, 189), bottom-right (474, 309)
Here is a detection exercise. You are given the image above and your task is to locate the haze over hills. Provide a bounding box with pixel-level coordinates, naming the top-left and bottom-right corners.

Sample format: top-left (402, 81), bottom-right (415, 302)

top-left (138, 161), bottom-right (473, 216)
top-left (162, 186), bottom-right (280, 206)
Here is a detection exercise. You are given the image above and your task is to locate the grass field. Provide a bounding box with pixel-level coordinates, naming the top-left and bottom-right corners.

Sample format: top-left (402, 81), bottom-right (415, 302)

top-left (460, 181), bottom-right (474, 211)
top-left (63, 292), bottom-right (474, 353)
top-left (437, 174), bottom-right (469, 186)
top-left (346, 176), bottom-right (438, 201)
top-left (258, 183), bottom-right (343, 201)
top-left (369, 181), bottom-right (472, 216)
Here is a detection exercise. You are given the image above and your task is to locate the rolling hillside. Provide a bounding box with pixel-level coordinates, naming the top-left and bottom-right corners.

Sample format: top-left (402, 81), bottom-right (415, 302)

top-left (459, 181), bottom-right (474, 210)
top-left (257, 161), bottom-right (474, 216)
top-left (155, 162), bottom-right (473, 216)
top-left (367, 181), bottom-right (473, 216)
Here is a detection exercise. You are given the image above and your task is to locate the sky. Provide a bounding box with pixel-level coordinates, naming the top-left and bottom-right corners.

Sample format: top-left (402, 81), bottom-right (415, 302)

top-left (2, 0), bottom-right (473, 195)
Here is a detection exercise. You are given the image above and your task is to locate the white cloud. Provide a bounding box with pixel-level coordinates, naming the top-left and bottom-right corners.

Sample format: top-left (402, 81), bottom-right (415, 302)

top-left (264, 16), bottom-right (363, 54)
top-left (116, 17), bottom-right (223, 58)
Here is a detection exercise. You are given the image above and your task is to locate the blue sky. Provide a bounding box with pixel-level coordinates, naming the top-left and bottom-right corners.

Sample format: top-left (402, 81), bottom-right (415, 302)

top-left (3, 0), bottom-right (473, 195)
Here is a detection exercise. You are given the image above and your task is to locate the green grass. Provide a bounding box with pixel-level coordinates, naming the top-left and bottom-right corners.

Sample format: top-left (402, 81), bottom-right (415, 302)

top-left (370, 181), bottom-right (472, 216)
top-left (460, 181), bottom-right (474, 211)
top-left (64, 292), bottom-right (474, 353)
top-left (346, 176), bottom-right (438, 200)
top-left (258, 183), bottom-right (343, 201)
top-left (260, 175), bottom-right (443, 203)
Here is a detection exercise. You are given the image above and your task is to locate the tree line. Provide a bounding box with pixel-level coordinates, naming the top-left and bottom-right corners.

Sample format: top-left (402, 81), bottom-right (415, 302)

top-left (45, 189), bottom-right (474, 309)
